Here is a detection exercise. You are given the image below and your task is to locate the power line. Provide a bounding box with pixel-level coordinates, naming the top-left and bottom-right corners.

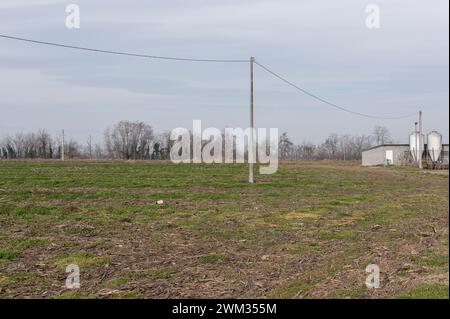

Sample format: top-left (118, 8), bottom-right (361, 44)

top-left (0, 34), bottom-right (249, 63)
top-left (254, 60), bottom-right (416, 120)
top-left (0, 33), bottom-right (418, 120)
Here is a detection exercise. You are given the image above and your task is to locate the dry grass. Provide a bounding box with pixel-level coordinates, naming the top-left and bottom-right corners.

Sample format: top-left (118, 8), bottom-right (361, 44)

top-left (0, 160), bottom-right (448, 299)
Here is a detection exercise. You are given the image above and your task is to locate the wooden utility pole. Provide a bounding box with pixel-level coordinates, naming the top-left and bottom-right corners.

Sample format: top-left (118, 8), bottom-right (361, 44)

top-left (249, 57), bottom-right (255, 183)
top-left (61, 129), bottom-right (65, 161)
top-left (414, 122), bottom-right (418, 163)
top-left (88, 135), bottom-right (93, 160)
top-left (418, 111), bottom-right (422, 169)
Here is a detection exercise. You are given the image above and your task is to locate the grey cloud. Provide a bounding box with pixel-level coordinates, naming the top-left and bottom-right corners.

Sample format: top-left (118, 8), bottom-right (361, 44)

top-left (0, 0), bottom-right (448, 144)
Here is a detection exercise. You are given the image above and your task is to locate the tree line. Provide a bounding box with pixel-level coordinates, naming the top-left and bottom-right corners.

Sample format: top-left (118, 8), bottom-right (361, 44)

top-left (0, 121), bottom-right (392, 161)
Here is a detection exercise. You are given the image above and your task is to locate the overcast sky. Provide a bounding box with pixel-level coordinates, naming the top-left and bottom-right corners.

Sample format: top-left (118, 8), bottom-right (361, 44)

top-left (0, 0), bottom-right (448, 144)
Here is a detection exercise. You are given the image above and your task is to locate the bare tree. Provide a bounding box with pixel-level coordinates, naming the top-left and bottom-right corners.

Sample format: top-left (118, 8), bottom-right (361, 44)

top-left (36, 129), bottom-right (52, 158)
top-left (85, 135), bottom-right (93, 159)
top-left (94, 143), bottom-right (103, 159)
top-left (11, 134), bottom-right (24, 158)
top-left (372, 126), bottom-right (392, 145)
top-left (66, 139), bottom-right (81, 159)
top-left (279, 132), bottom-right (294, 160)
top-left (0, 123), bottom-right (381, 162)
top-left (301, 142), bottom-right (316, 160)
top-left (104, 121), bottom-right (154, 160)
top-left (319, 133), bottom-right (339, 159)
top-left (351, 134), bottom-right (373, 160)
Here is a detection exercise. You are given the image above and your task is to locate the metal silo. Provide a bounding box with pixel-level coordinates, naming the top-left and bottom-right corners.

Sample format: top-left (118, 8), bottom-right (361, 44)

top-left (427, 131), bottom-right (442, 162)
top-left (409, 132), bottom-right (424, 162)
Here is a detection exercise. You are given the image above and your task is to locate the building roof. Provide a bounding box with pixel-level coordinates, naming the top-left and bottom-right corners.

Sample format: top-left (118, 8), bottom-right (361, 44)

top-left (362, 144), bottom-right (408, 152)
top-left (362, 143), bottom-right (449, 152)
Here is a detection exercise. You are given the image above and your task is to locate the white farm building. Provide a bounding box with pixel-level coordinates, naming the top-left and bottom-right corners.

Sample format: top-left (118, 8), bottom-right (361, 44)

top-left (362, 131), bottom-right (449, 167)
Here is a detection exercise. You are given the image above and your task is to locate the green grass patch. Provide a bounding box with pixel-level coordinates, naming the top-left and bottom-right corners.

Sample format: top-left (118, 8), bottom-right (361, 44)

top-left (52, 291), bottom-right (94, 299)
top-left (328, 285), bottom-right (366, 299)
top-left (395, 283), bottom-right (449, 299)
top-left (53, 251), bottom-right (108, 269)
top-left (110, 291), bottom-right (144, 299)
top-left (0, 249), bottom-right (20, 260)
top-left (413, 251), bottom-right (449, 268)
top-left (0, 161), bottom-right (448, 298)
top-left (103, 268), bottom-right (172, 287)
top-left (198, 253), bottom-right (225, 263)
top-left (268, 282), bottom-right (314, 298)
